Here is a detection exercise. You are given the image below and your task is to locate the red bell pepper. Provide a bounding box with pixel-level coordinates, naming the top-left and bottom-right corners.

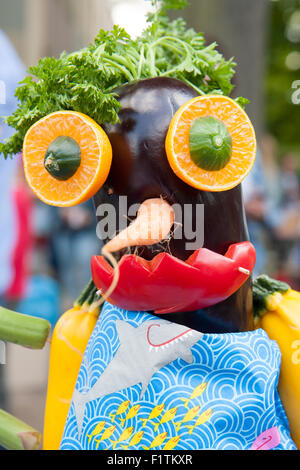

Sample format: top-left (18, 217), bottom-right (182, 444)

top-left (91, 241), bottom-right (256, 314)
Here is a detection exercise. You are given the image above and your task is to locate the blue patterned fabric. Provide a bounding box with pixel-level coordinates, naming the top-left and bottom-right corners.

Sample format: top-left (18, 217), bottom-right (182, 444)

top-left (61, 302), bottom-right (296, 450)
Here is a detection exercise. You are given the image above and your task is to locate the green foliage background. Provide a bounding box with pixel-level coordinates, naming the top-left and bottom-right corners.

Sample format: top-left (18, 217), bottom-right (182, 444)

top-left (265, 0), bottom-right (300, 155)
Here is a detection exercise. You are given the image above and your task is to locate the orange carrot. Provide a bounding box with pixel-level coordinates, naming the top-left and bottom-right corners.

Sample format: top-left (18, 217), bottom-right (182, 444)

top-left (102, 198), bottom-right (175, 254)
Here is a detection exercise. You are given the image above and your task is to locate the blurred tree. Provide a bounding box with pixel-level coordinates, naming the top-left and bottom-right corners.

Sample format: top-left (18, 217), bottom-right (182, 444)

top-left (180, 0), bottom-right (270, 139)
top-left (0, 0), bottom-right (113, 66)
top-left (46, 0), bottom-right (113, 57)
top-left (265, 0), bottom-right (300, 155)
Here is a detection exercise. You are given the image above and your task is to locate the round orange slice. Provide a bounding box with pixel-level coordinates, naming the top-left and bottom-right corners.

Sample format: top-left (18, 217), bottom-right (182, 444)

top-left (165, 95), bottom-right (257, 192)
top-left (23, 111), bottom-right (112, 207)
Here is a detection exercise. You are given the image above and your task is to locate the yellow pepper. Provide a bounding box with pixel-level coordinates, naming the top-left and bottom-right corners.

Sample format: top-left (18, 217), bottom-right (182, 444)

top-left (43, 280), bottom-right (101, 450)
top-left (254, 275), bottom-right (300, 449)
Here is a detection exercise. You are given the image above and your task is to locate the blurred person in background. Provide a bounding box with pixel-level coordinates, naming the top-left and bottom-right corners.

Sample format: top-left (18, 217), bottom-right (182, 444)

top-left (260, 134), bottom-right (282, 208)
top-left (274, 152), bottom-right (300, 286)
top-left (244, 136), bottom-right (300, 283)
top-left (4, 163), bottom-right (34, 307)
top-left (243, 149), bottom-right (270, 275)
top-left (280, 153), bottom-right (299, 208)
top-left (0, 30), bottom-right (25, 303)
top-left (0, 30), bottom-right (25, 410)
top-left (50, 201), bottom-right (99, 307)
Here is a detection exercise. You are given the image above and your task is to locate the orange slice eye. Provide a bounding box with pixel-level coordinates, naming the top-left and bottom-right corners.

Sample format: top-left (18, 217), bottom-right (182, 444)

top-left (23, 111), bottom-right (112, 207)
top-left (165, 95), bottom-right (257, 192)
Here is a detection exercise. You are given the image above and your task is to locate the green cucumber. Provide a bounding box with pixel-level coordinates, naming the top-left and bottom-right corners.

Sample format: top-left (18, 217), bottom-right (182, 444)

top-left (189, 116), bottom-right (232, 171)
top-left (0, 307), bottom-right (50, 349)
top-left (0, 409), bottom-right (41, 450)
top-left (44, 135), bottom-right (81, 181)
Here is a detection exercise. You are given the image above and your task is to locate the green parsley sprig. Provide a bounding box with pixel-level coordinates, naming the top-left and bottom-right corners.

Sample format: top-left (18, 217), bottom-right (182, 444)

top-left (0, 0), bottom-right (246, 158)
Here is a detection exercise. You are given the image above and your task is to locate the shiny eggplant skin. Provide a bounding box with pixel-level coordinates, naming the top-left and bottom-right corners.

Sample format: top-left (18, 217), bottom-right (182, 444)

top-left (93, 77), bottom-right (254, 333)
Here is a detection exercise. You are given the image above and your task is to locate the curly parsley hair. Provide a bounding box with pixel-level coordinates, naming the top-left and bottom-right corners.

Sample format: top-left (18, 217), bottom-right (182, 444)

top-left (0, 0), bottom-right (248, 158)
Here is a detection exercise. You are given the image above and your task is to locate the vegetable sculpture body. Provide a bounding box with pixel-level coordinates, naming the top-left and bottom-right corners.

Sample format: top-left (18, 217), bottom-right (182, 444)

top-left (254, 275), bottom-right (300, 449)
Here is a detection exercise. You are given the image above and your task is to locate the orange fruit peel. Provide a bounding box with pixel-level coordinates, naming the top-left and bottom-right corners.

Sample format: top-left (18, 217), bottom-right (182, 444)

top-left (165, 95), bottom-right (257, 192)
top-left (23, 111), bottom-right (112, 207)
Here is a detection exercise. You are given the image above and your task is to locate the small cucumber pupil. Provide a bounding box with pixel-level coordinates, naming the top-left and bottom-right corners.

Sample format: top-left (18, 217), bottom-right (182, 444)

top-left (44, 136), bottom-right (81, 181)
top-left (189, 116), bottom-right (232, 171)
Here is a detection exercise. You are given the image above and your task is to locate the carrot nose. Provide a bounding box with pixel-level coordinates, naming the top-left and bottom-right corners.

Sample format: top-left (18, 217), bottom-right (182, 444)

top-left (102, 198), bottom-right (175, 254)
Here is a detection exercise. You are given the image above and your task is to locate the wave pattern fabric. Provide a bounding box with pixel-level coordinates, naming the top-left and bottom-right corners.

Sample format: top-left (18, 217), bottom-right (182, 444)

top-left (61, 302), bottom-right (296, 450)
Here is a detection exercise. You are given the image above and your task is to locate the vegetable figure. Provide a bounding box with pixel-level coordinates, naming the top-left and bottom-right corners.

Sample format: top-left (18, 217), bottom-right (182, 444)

top-left (0, 306), bottom-right (50, 450)
top-left (0, 0), bottom-right (267, 450)
top-left (0, 0), bottom-right (257, 330)
top-left (43, 280), bottom-right (102, 450)
top-left (254, 275), bottom-right (300, 449)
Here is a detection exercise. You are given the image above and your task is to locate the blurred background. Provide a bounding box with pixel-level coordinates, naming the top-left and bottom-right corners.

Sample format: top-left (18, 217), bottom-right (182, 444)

top-left (0, 0), bottom-right (299, 441)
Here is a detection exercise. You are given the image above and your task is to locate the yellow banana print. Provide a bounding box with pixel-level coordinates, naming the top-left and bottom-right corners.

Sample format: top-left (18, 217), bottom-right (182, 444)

top-left (119, 404), bottom-right (140, 427)
top-left (139, 403), bottom-right (165, 428)
top-left (153, 406), bottom-right (178, 432)
top-left (174, 405), bottom-right (200, 433)
top-left (181, 383), bottom-right (207, 408)
top-left (142, 432), bottom-right (168, 450)
top-left (87, 421), bottom-right (106, 444)
top-left (110, 426), bottom-right (134, 450)
top-left (186, 408), bottom-right (213, 434)
top-left (121, 431), bottom-right (144, 450)
top-left (109, 400), bottom-right (130, 423)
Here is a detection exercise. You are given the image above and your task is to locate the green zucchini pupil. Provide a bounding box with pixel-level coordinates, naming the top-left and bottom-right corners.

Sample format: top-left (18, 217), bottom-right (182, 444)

top-left (44, 136), bottom-right (81, 181)
top-left (189, 116), bottom-right (232, 171)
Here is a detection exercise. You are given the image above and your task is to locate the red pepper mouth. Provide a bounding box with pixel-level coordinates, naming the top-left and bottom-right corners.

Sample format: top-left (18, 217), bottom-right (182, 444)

top-left (91, 241), bottom-right (256, 314)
